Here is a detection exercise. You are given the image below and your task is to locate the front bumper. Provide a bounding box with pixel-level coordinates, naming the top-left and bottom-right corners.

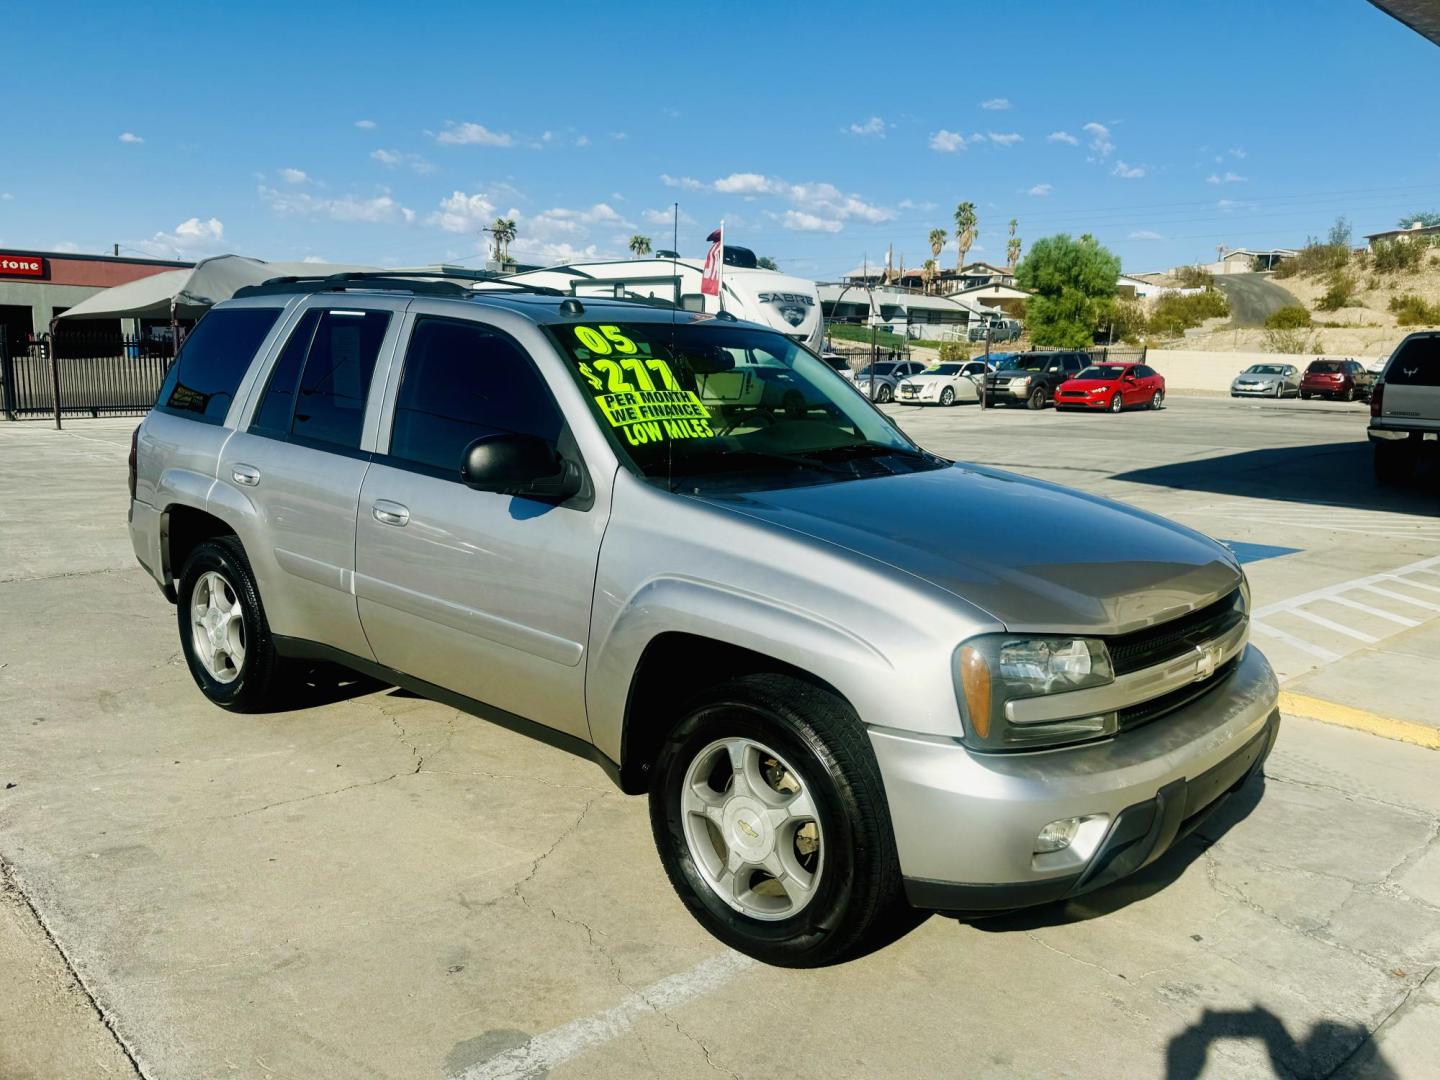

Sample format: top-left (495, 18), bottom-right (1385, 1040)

top-left (985, 381), bottom-right (1031, 400)
top-left (1055, 392), bottom-right (1110, 409)
top-left (1232, 382), bottom-right (1280, 396)
top-left (870, 644), bottom-right (1279, 911)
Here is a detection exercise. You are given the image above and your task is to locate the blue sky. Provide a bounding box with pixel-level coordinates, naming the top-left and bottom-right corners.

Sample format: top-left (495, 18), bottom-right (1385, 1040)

top-left (3, 1), bottom-right (1437, 278)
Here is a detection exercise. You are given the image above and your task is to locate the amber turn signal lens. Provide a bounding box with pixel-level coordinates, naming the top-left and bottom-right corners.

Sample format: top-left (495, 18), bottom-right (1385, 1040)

top-left (959, 645), bottom-right (992, 739)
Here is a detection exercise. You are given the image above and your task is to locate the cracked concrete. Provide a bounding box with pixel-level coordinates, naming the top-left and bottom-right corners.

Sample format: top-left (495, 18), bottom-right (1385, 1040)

top-left (6, 412), bottom-right (1440, 1079)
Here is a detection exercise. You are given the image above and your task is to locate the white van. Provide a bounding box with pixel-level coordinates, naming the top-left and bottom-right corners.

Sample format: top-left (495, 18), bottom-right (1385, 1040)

top-left (492, 248), bottom-right (825, 354)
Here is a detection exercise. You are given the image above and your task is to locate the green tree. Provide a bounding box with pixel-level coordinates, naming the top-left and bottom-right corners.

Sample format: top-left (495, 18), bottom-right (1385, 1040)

top-left (1327, 216), bottom-right (1351, 249)
top-left (1006, 218), bottom-right (1020, 270)
top-left (489, 217), bottom-right (517, 260)
top-left (952, 202), bottom-right (977, 273)
top-left (628, 234), bottom-right (652, 259)
top-left (1396, 211), bottom-right (1440, 229)
top-left (1013, 233), bottom-right (1122, 348)
top-left (756, 255), bottom-right (779, 270)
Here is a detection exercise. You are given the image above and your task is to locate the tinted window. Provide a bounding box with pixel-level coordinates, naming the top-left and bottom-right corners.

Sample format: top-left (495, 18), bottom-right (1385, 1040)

top-left (1386, 336), bottom-right (1440, 386)
top-left (1308, 360), bottom-right (1344, 373)
top-left (290, 310), bottom-right (390, 449)
top-left (389, 317), bottom-right (564, 474)
top-left (155, 307), bottom-right (281, 423)
top-left (250, 309), bottom-right (320, 437)
top-left (1135, 365), bottom-right (1156, 378)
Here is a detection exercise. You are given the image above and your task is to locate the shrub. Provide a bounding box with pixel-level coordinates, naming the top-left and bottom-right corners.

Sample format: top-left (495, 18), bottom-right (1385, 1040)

top-left (937, 341), bottom-right (972, 361)
top-left (1371, 238), bottom-right (1427, 274)
top-left (1110, 298), bottom-right (1149, 343)
top-left (1173, 264), bottom-right (1214, 289)
top-left (1389, 294), bottom-right (1440, 326)
top-left (1264, 327), bottom-right (1311, 353)
top-left (1273, 239), bottom-right (1349, 279)
top-left (1146, 289), bottom-right (1230, 337)
top-left (1264, 305), bottom-right (1312, 329)
top-left (1316, 271), bottom-right (1358, 312)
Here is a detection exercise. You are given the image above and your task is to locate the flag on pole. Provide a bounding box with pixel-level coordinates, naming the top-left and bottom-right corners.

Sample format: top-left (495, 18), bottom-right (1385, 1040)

top-left (701, 224), bottom-right (723, 299)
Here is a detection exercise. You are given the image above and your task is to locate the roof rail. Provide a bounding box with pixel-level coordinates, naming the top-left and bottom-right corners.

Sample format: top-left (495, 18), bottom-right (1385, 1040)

top-left (233, 271), bottom-right (564, 300)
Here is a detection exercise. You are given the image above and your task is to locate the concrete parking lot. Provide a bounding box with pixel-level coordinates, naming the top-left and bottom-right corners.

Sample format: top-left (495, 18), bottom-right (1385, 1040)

top-left (2, 397), bottom-right (1438, 1080)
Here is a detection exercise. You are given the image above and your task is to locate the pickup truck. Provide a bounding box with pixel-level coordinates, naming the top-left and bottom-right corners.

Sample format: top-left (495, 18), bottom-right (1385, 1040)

top-left (1369, 331), bottom-right (1440, 483)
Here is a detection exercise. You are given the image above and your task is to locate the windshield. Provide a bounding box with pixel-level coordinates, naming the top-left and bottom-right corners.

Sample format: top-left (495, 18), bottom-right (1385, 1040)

top-left (547, 321), bottom-right (944, 492)
top-left (930, 363), bottom-right (963, 375)
top-left (854, 363), bottom-right (897, 377)
top-left (1246, 365), bottom-right (1284, 375)
top-left (1076, 365), bottom-right (1125, 381)
top-left (998, 354), bottom-right (1048, 372)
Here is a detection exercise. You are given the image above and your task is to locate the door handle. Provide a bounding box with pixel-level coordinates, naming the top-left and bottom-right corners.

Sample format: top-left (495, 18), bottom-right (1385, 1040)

top-left (231, 464), bottom-right (260, 487)
top-left (372, 500), bottom-right (410, 527)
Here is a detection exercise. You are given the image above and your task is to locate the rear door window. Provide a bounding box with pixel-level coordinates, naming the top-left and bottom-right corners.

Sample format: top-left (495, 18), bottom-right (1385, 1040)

top-left (155, 307), bottom-right (282, 423)
top-left (1386, 337), bottom-right (1440, 386)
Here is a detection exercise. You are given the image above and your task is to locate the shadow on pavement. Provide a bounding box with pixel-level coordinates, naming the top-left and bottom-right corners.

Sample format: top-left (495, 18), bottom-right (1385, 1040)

top-left (1165, 1007), bottom-right (1398, 1080)
top-left (278, 662), bottom-right (390, 710)
top-left (1113, 442), bottom-right (1438, 514)
top-left (961, 774), bottom-right (1265, 933)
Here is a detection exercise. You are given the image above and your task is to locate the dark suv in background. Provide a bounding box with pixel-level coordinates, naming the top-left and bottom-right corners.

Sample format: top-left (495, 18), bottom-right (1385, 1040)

top-left (1300, 358), bottom-right (1374, 402)
top-left (984, 350), bottom-right (1088, 409)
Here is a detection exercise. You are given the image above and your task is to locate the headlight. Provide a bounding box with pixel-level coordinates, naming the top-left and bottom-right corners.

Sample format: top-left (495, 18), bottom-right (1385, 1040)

top-left (956, 635), bottom-right (1114, 750)
top-left (1012, 375), bottom-right (1031, 386)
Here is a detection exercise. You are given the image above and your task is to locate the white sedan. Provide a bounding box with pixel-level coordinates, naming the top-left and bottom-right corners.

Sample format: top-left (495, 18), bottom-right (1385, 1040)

top-left (895, 360), bottom-right (990, 406)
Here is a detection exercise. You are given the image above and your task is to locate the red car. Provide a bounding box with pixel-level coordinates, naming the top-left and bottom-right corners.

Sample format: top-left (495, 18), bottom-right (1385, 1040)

top-left (1299, 358), bottom-right (1376, 402)
top-left (1055, 362), bottom-right (1165, 412)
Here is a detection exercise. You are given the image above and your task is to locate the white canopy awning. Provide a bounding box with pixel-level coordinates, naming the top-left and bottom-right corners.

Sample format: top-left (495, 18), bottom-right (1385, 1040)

top-left (59, 254), bottom-right (377, 321)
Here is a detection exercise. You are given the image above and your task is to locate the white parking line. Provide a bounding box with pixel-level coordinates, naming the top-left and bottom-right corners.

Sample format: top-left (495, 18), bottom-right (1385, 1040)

top-left (1251, 621), bottom-right (1342, 662)
top-left (1325, 595), bottom-right (1421, 627)
top-left (453, 951), bottom-right (755, 1080)
top-left (1286, 607), bottom-right (1379, 643)
top-left (1360, 584), bottom-right (1440, 612)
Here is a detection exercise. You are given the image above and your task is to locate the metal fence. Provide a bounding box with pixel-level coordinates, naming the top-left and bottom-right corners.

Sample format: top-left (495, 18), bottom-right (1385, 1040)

top-left (1, 332), bottom-right (173, 422)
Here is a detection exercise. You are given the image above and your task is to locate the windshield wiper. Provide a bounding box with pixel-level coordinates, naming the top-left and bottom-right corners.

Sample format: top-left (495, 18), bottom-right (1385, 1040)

top-left (798, 442), bottom-right (929, 462)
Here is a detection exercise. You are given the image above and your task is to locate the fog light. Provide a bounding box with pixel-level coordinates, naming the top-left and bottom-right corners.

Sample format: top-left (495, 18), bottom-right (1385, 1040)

top-left (1034, 817), bottom-right (1083, 854)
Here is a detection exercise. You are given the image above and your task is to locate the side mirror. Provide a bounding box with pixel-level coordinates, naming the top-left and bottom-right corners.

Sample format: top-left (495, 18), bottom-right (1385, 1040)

top-left (1124, 372), bottom-right (1137, 382)
top-left (461, 433), bottom-right (581, 501)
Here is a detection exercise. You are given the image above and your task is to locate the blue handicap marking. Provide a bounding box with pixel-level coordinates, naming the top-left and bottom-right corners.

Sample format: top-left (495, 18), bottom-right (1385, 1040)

top-left (1219, 540), bottom-right (1302, 565)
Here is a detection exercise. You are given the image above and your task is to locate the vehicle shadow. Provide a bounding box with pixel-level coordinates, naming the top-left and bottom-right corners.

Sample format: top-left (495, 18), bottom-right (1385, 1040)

top-left (1113, 442), bottom-right (1438, 514)
top-left (1164, 1007), bottom-right (1399, 1079)
top-left (957, 773), bottom-right (1265, 933)
top-left (274, 662), bottom-right (390, 711)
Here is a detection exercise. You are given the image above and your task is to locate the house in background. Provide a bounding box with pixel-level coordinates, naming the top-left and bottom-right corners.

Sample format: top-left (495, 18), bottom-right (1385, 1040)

top-left (1195, 248), bottom-right (1297, 274)
top-left (839, 260), bottom-right (1015, 296)
top-left (1363, 221), bottom-right (1440, 250)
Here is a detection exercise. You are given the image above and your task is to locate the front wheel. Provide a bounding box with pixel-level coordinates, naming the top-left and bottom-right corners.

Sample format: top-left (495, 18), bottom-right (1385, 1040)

top-left (1026, 386), bottom-right (1047, 410)
top-left (649, 675), bottom-right (904, 967)
top-left (876, 384), bottom-right (893, 404)
top-left (939, 387), bottom-right (956, 407)
top-left (1151, 389), bottom-right (1165, 410)
top-left (1109, 392), bottom-right (1123, 413)
top-left (176, 536), bottom-right (287, 712)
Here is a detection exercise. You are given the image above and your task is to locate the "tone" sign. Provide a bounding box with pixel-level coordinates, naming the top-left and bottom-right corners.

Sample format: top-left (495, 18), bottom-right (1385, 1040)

top-left (0, 256), bottom-right (48, 279)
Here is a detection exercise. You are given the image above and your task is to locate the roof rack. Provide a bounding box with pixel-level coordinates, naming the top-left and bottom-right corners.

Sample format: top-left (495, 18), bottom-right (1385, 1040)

top-left (233, 270), bottom-right (564, 300)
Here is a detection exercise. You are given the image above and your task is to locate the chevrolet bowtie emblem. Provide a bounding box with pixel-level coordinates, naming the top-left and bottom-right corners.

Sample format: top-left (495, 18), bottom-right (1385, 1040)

top-left (737, 819), bottom-right (759, 840)
top-left (1194, 643), bottom-right (1223, 682)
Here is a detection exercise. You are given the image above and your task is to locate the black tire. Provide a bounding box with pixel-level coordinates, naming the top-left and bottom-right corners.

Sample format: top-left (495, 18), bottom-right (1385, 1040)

top-left (1300, 391), bottom-right (1311, 400)
top-left (1345, 386), bottom-right (1356, 402)
top-left (1373, 441), bottom-right (1415, 486)
top-left (1026, 386), bottom-right (1046, 410)
top-left (939, 387), bottom-right (955, 407)
top-left (876, 384), bottom-right (893, 404)
top-left (1109, 392), bottom-right (1123, 413)
top-left (1151, 388), bottom-right (1165, 410)
top-left (176, 536), bottom-right (287, 712)
top-left (649, 674), bottom-right (905, 968)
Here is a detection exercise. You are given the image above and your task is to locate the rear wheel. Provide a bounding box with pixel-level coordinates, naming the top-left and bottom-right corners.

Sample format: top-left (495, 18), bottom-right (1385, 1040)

top-left (939, 387), bottom-right (956, 407)
top-left (176, 536), bottom-right (287, 712)
top-left (1345, 386), bottom-right (1356, 402)
top-left (649, 674), bottom-right (904, 967)
top-left (1026, 386), bottom-right (1047, 410)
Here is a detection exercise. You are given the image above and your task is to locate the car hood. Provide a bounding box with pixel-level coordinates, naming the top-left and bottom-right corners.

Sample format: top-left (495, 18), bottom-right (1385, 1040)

top-left (704, 464), bottom-right (1240, 634)
top-left (1059, 378), bottom-right (1120, 391)
top-left (901, 373), bottom-right (951, 385)
top-left (1235, 373), bottom-right (1280, 382)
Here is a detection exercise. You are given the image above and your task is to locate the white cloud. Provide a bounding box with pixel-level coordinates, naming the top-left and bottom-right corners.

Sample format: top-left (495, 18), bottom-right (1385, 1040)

top-left (279, 168), bottom-right (309, 184)
top-left (1206, 171), bottom-right (1247, 184)
top-left (929, 129), bottom-right (969, 152)
top-left (130, 216), bottom-right (225, 258)
top-left (1129, 230), bottom-right (1164, 241)
top-left (261, 186), bottom-right (415, 224)
top-left (987, 131), bottom-right (1023, 146)
top-left (848, 116), bottom-right (886, 137)
top-left (898, 198), bottom-right (937, 211)
top-left (508, 240), bottom-right (604, 264)
top-left (119, 132), bottom-right (143, 144)
top-left (714, 172), bottom-right (789, 195)
top-left (642, 207), bottom-right (694, 226)
top-left (354, 119), bottom-right (376, 129)
top-left (535, 202), bottom-right (631, 228)
top-left (575, 134), bottom-right (591, 147)
top-left (0, 193), bottom-right (12, 201)
top-left (429, 190), bottom-right (498, 233)
top-left (1083, 121), bottom-right (1113, 158)
top-left (1028, 183), bottom-right (1052, 196)
top-left (980, 98), bottom-right (1011, 110)
top-left (780, 210), bottom-right (843, 233)
top-left (1047, 130), bottom-right (1079, 145)
top-left (1112, 160), bottom-right (1146, 179)
top-left (610, 132), bottom-right (628, 141)
top-left (53, 241), bottom-right (81, 253)
top-left (660, 173), bottom-right (703, 190)
top-left (1228, 147), bottom-right (1247, 159)
top-left (370, 148), bottom-right (435, 174)
top-left (435, 122), bottom-right (514, 147)
top-left (301, 255), bottom-right (328, 263)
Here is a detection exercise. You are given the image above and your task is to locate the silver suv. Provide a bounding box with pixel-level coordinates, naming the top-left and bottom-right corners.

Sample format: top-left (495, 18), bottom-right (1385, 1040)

top-left (129, 274), bottom-right (1280, 967)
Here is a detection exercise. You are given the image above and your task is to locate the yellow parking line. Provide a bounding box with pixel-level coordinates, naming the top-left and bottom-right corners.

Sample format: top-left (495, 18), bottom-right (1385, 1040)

top-left (1279, 691), bottom-right (1440, 750)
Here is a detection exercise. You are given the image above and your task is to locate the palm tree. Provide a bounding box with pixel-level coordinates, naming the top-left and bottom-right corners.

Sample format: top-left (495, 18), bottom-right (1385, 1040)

top-left (500, 218), bottom-right (516, 258)
top-left (489, 217), bottom-right (517, 260)
top-left (1007, 218), bottom-right (1021, 270)
top-left (928, 228), bottom-right (947, 292)
top-left (953, 202), bottom-right (977, 275)
top-left (628, 234), bottom-right (652, 259)
top-left (922, 258), bottom-right (937, 293)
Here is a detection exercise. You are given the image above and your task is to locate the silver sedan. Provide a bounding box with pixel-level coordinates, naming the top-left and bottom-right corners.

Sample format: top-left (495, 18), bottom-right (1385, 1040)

top-left (1231, 363), bottom-right (1300, 398)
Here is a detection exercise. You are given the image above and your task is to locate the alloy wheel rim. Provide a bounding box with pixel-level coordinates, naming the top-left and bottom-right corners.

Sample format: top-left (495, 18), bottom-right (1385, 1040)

top-left (680, 737), bottom-right (824, 921)
top-left (1111, 393), bottom-right (1122, 412)
top-left (190, 570), bottom-right (246, 684)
